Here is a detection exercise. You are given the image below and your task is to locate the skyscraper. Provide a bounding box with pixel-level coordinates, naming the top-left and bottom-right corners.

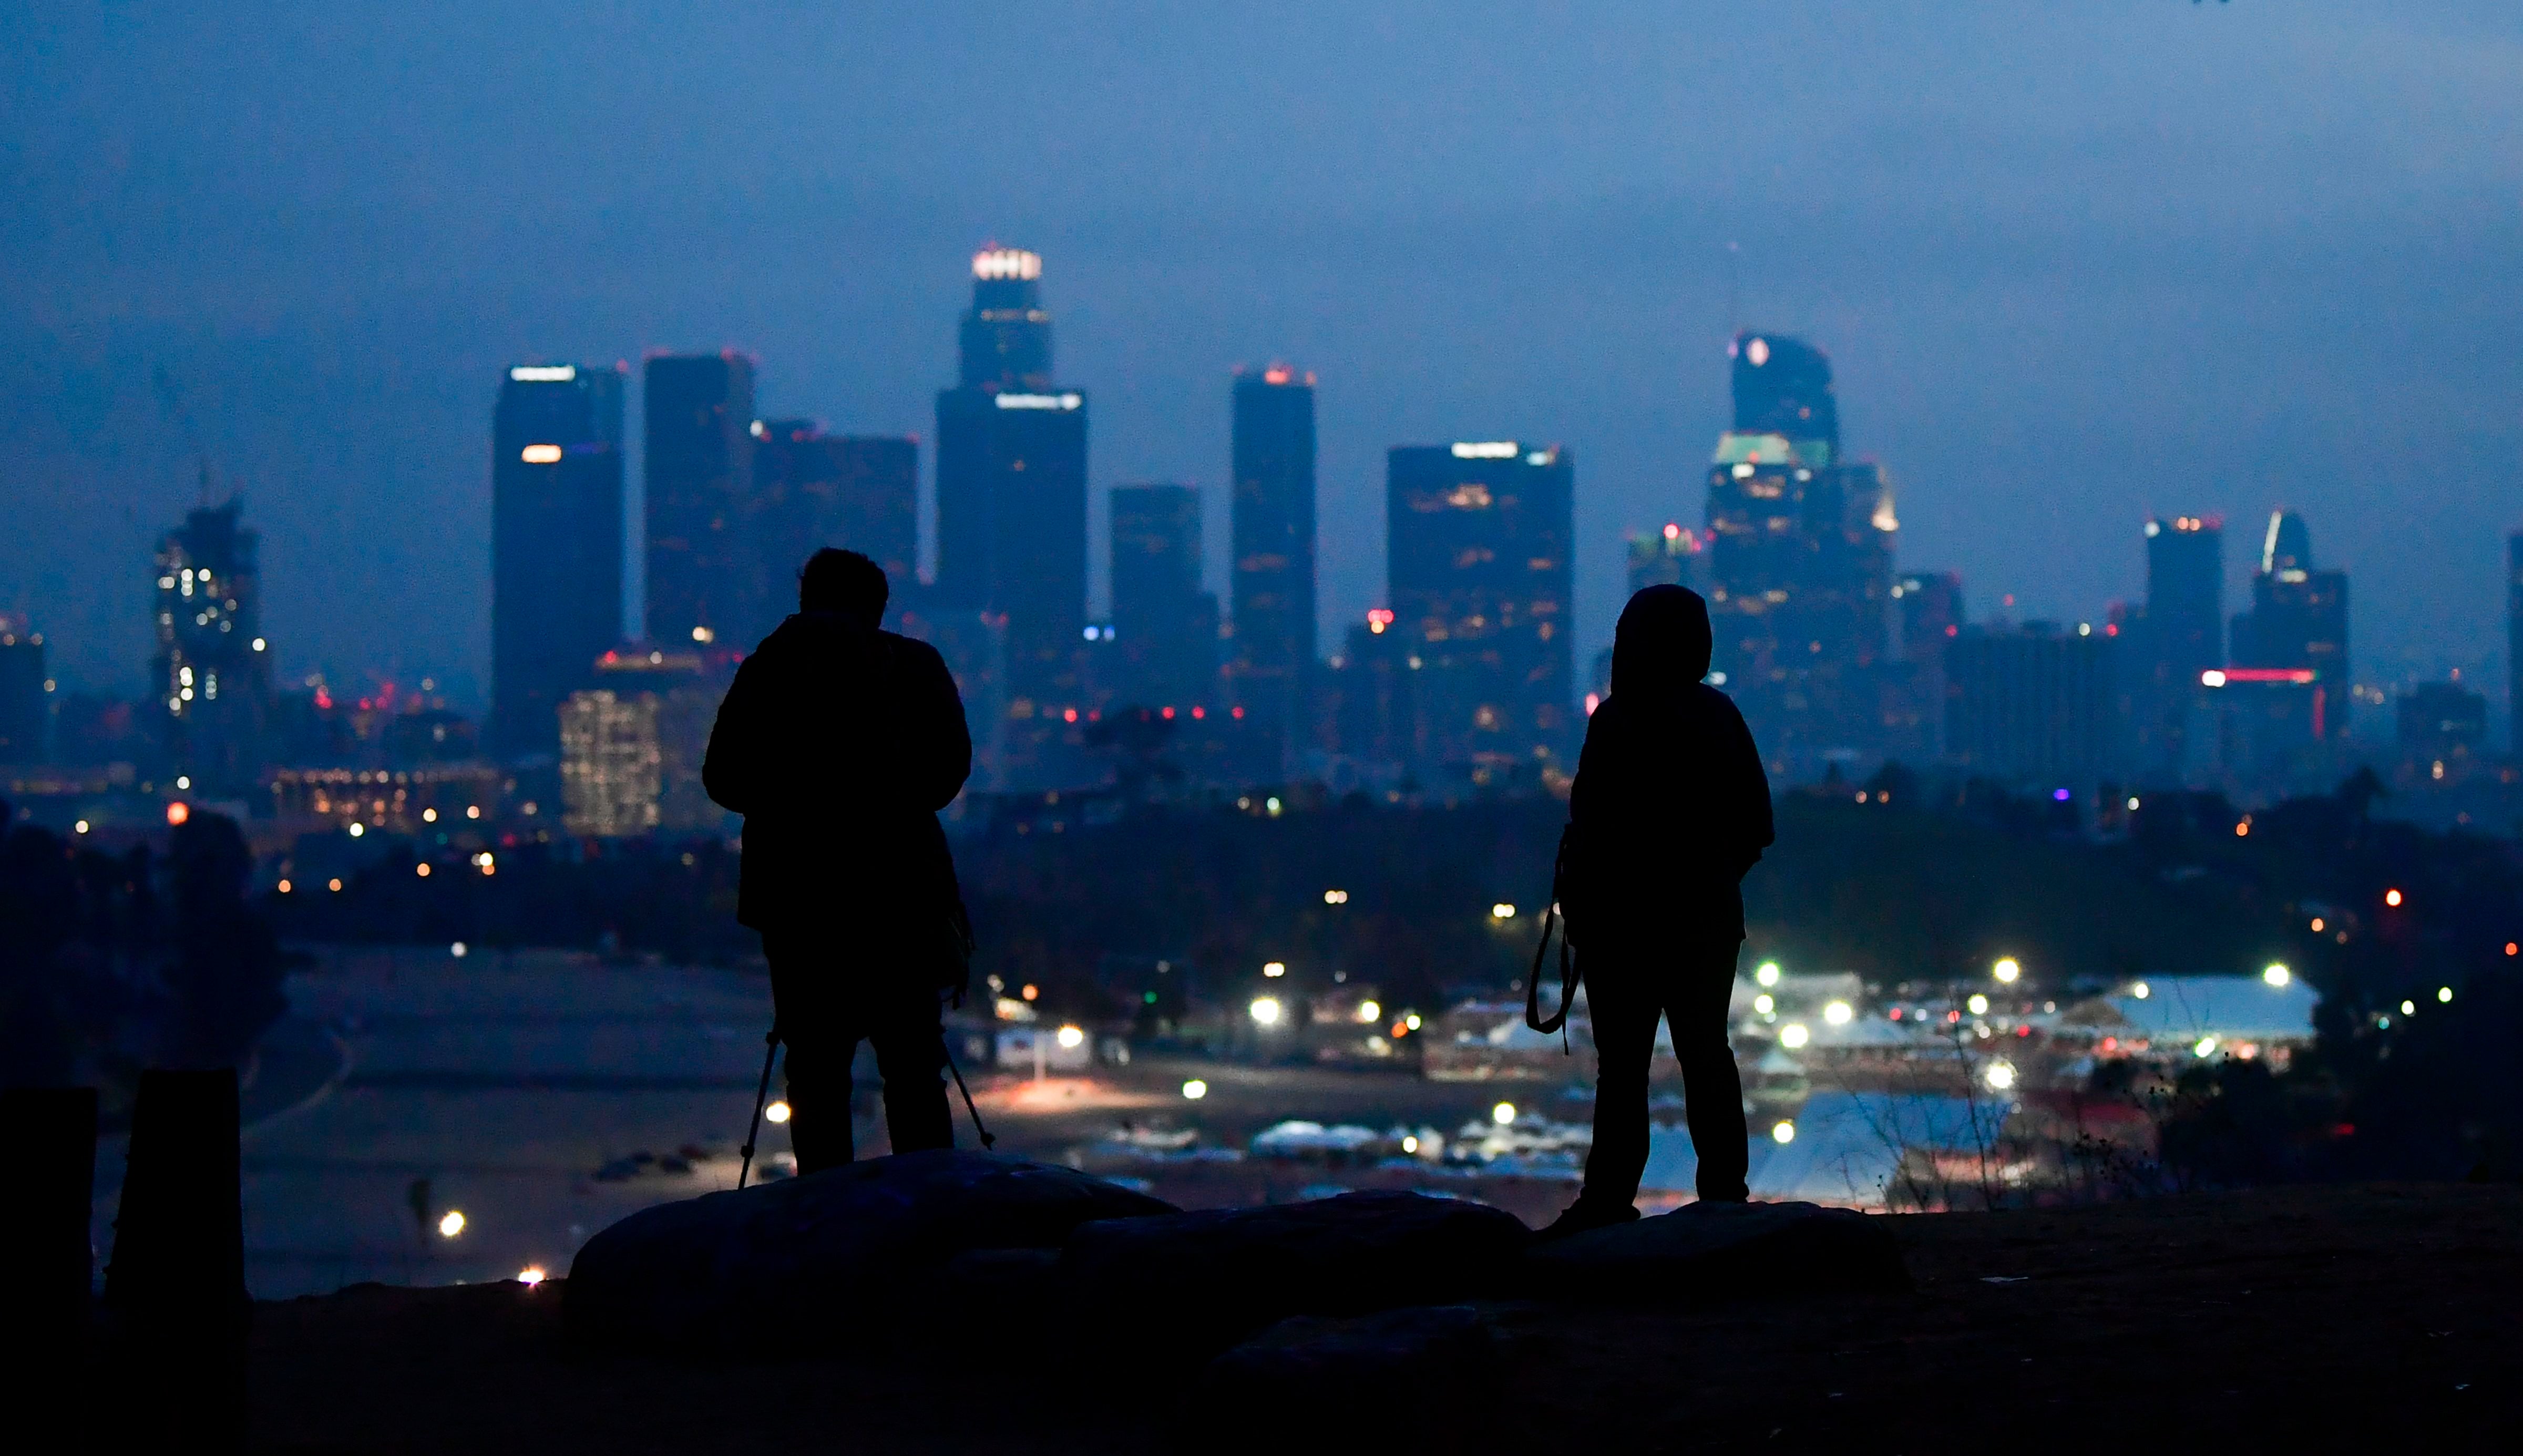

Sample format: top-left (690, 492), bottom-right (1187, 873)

top-left (1109, 484), bottom-right (1218, 709)
top-left (1228, 366), bottom-right (1318, 772)
top-left (152, 491), bottom-right (273, 792)
top-left (0, 620), bottom-right (46, 764)
top-left (492, 362), bottom-right (625, 759)
top-left (2229, 508), bottom-right (2348, 740)
top-left (1943, 621), bottom-right (2123, 788)
top-left (2140, 514), bottom-right (2222, 776)
top-left (1702, 332), bottom-right (1895, 767)
top-left (934, 246), bottom-right (1089, 763)
top-left (2507, 531), bottom-right (2523, 754)
top-left (645, 352), bottom-right (757, 650)
top-left (1387, 441), bottom-right (1574, 778)
top-left (751, 420), bottom-right (918, 607)
top-left (1625, 524), bottom-right (1704, 598)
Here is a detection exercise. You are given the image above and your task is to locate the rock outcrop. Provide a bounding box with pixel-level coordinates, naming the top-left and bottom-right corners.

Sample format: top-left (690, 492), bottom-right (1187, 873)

top-left (565, 1149), bottom-right (1176, 1352)
top-left (1521, 1198), bottom-right (1907, 1300)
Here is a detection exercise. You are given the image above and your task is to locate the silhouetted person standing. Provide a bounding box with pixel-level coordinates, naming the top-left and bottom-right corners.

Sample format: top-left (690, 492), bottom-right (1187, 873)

top-left (1547, 585), bottom-right (1772, 1235)
top-left (703, 549), bottom-right (972, 1173)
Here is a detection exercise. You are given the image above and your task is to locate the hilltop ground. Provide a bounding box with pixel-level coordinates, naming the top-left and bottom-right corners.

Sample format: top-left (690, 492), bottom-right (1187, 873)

top-left (246, 1183), bottom-right (2519, 1454)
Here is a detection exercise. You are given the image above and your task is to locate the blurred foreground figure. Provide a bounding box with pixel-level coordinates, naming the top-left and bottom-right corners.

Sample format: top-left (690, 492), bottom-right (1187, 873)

top-left (1547, 585), bottom-right (1772, 1236)
top-left (704, 549), bottom-right (972, 1172)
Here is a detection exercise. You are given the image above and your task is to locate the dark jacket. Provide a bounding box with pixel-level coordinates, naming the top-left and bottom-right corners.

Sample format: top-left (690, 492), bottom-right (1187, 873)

top-left (1561, 585), bottom-right (1773, 944)
top-left (702, 612), bottom-right (972, 932)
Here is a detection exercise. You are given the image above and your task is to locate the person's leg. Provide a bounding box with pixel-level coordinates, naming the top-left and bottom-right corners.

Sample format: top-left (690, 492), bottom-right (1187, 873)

top-left (764, 933), bottom-right (856, 1175)
top-left (1669, 936), bottom-right (1749, 1203)
top-left (1574, 940), bottom-right (1662, 1211)
top-left (864, 983), bottom-right (953, 1156)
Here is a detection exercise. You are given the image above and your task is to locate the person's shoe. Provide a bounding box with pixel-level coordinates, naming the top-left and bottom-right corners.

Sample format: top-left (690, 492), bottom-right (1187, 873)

top-left (1536, 1198), bottom-right (1642, 1242)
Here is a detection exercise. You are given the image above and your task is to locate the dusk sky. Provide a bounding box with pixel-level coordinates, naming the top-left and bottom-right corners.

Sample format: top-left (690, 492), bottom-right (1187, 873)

top-left (6, 3), bottom-right (2518, 719)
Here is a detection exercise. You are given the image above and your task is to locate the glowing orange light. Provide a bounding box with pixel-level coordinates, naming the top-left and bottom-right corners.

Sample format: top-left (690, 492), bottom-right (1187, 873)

top-left (1021, 983), bottom-right (1039, 1001)
top-left (165, 802), bottom-right (190, 826)
top-left (276, 879), bottom-right (292, 894)
top-left (2506, 942), bottom-right (2517, 957)
top-left (2235, 821), bottom-right (2250, 837)
top-left (2384, 888), bottom-right (2403, 907)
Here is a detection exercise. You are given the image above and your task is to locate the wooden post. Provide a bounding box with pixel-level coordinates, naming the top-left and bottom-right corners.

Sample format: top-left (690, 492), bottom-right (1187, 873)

top-left (0, 1087), bottom-right (99, 1392)
top-left (106, 1068), bottom-right (248, 1452)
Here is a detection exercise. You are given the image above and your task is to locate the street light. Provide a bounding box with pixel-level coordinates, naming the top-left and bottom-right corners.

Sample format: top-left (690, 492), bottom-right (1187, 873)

top-left (1249, 997), bottom-right (1283, 1027)
top-left (1966, 993), bottom-right (1990, 1016)
top-left (1755, 962), bottom-right (1781, 987)
top-left (1056, 1024), bottom-right (1085, 1050)
top-left (1182, 1079), bottom-right (1208, 1100)
top-left (1779, 1023), bottom-right (1810, 1050)
top-left (1993, 957), bottom-right (2021, 985)
top-left (2263, 963), bottom-right (2290, 987)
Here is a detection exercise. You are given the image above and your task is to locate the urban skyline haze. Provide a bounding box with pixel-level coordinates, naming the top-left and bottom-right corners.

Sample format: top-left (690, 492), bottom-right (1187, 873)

top-left (4, 3), bottom-right (2518, 719)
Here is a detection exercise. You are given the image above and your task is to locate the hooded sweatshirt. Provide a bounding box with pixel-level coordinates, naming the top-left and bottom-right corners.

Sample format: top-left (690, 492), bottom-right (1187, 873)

top-left (702, 611), bottom-right (971, 931)
top-left (1561, 585), bottom-right (1773, 941)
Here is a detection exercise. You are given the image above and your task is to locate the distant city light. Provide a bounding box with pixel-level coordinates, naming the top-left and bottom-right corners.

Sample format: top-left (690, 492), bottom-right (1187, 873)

top-left (1249, 997), bottom-right (1283, 1027)
top-left (1265, 796), bottom-right (1282, 816)
top-left (1984, 1060), bottom-right (2017, 1091)
top-left (348, 822), bottom-right (365, 837)
top-left (2201, 670), bottom-right (2229, 688)
top-left (1755, 962), bottom-right (1781, 987)
top-left (1181, 1079), bottom-right (1208, 1100)
top-left (73, 819), bottom-right (88, 834)
top-left (1492, 1102), bottom-right (1516, 1126)
top-left (1745, 337), bottom-right (1771, 367)
top-left (692, 626), bottom-right (715, 644)
top-left (176, 774), bottom-right (191, 789)
top-left (2194, 1037), bottom-right (2219, 1058)
top-left (1450, 441), bottom-right (1520, 459)
top-left (1967, 994), bottom-right (1990, 1016)
top-left (1779, 1023), bottom-right (1810, 1050)
top-left (1055, 1024), bottom-right (1085, 1050)
top-left (2384, 888), bottom-right (2403, 907)
top-left (437, 1210), bottom-right (467, 1238)
top-left (2263, 964), bottom-right (2291, 987)
top-left (1021, 983), bottom-right (1038, 1000)
top-left (1491, 903), bottom-right (1516, 920)
top-left (2437, 986), bottom-right (2454, 1003)
top-left (2131, 981), bottom-right (2150, 999)
top-left (519, 444), bottom-right (563, 464)
top-left (415, 863), bottom-right (430, 877)
top-left (165, 802), bottom-right (189, 826)
top-left (452, 942), bottom-right (467, 958)
top-left (327, 878), bottom-right (343, 892)
top-left (764, 1100), bottom-right (792, 1124)
top-left (1402, 1135), bottom-right (1420, 1154)
top-left (1263, 961), bottom-right (1286, 978)
top-left (251, 637), bottom-right (267, 652)
top-left (2127, 797), bottom-right (2141, 811)
top-left (1664, 522), bottom-right (1682, 541)
top-left (971, 247), bottom-right (1042, 281)
top-left (1772, 1120), bottom-right (1796, 1145)
top-left (423, 808), bottom-right (437, 823)
top-left (1753, 993), bottom-right (1774, 1015)
top-left (2051, 788), bottom-right (2071, 802)
top-left (1324, 889), bottom-right (1349, 905)
top-left (517, 1266), bottom-right (547, 1287)
top-left (508, 364), bottom-right (577, 382)
top-left (1403, 1013), bottom-right (1422, 1031)
top-left (996, 392), bottom-right (1082, 411)
top-left (1993, 957), bottom-right (2022, 984)
top-left (1823, 1000), bottom-right (1853, 1026)
top-left (1357, 1000), bottom-right (1381, 1023)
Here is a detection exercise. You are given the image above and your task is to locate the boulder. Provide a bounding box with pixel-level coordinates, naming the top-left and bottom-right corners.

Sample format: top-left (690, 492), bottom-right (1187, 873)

top-left (565, 1149), bottom-right (1176, 1353)
top-left (1187, 1305), bottom-right (1505, 1452)
top-left (1060, 1190), bottom-right (1533, 1360)
top-left (1521, 1198), bottom-right (1906, 1300)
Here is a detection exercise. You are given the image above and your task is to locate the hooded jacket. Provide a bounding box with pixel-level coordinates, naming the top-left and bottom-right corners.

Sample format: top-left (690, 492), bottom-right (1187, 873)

top-left (701, 611), bottom-right (971, 931)
top-left (1561, 585), bottom-right (1773, 942)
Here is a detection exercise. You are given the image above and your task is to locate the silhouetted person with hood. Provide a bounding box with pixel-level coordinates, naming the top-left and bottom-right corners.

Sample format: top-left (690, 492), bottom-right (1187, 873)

top-left (1546, 584), bottom-right (1772, 1235)
top-left (702, 549), bottom-right (972, 1173)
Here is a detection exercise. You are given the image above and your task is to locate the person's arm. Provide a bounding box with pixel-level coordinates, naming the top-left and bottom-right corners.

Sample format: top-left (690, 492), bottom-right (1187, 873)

top-left (1557, 703), bottom-right (1616, 942)
top-left (904, 641), bottom-right (973, 812)
top-left (1726, 701), bottom-right (1774, 879)
top-left (700, 660), bottom-right (763, 815)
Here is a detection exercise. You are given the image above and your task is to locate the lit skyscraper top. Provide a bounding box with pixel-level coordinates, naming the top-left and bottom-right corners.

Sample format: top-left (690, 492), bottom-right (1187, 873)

top-left (960, 245), bottom-right (1053, 390)
top-left (1729, 331), bottom-right (1840, 465)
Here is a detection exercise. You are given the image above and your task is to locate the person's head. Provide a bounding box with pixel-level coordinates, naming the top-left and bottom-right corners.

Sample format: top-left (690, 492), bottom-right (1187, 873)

top-left (798, 548), bottom-right (889, 628)
top-left (1610, 584), bottom-right (1714, 701)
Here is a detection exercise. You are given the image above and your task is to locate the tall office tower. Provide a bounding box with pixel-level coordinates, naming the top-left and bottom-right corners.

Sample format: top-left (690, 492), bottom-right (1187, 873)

top-left (2397, 680), bottom-right (2488, 767)
top-left (751, 419), bottom-right (919, 606)
top-left (645, 352), bottom-right (758, 650)
top-left (934, 246), bottom-right (1089, 781)
top-left (1943, 622), bottom-right (2123, 788)
top-left (1227, 365), bottom-right (1318, 773)
top-left (151, 491), bottom-right (274, 791)
top-left (1703, 332), bottom-right (1895, 769)
top-left (1109, 484), bottom-right (1219, 709)
top-left (0, 619), bottom-right (46, 763)
top-left (1896, 571), bottom-right (1966, 661)
top-left (2511, 531), bottom-right (2523, 754)
top-left (492, 362), bottom-right (625, 760)
top-left (1625, 524), bottom-right (1705, 598)
top-left (558, 645), bottom-right (724, 837)
top-left (1332, 610), bottom-right (1413, 771)
top-left (1387, 441), bottom-right (1575, 779)
top-left (1893, 570), bottom-right (1965, 760)
top-left (2139, 514), bottom-right (2223, 776)
top-left (2228, 508), bottom-right (2349, 740)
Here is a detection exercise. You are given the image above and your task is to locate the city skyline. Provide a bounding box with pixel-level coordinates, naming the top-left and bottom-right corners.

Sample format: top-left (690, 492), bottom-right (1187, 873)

top-left (6, 5), bottom-right (2519, 715)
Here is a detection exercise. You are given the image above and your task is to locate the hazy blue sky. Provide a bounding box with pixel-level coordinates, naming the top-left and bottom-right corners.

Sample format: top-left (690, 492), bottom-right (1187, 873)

top-left (5, 2), bottom-right (2518, 717)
